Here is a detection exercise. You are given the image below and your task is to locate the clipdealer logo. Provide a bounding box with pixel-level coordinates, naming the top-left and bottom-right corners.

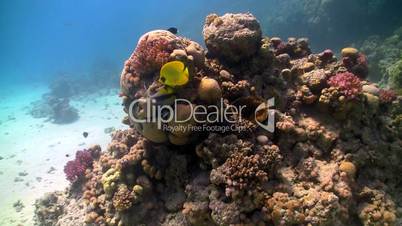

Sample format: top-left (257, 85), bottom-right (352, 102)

top-left (128, 97), bottom-right (275, 132)
top-left (255, 98), bottom-right (275, 132)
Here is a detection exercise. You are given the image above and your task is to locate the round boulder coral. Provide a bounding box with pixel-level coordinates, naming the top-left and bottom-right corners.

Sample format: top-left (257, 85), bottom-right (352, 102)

top-left (203, 13), bottom-right (262, 63)
top-left (198, 77), bottom-right (222, 103)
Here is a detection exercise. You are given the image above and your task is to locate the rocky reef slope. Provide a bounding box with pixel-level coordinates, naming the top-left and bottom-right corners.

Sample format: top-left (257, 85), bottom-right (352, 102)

top-left (35, 13), bottom-right (402, 226)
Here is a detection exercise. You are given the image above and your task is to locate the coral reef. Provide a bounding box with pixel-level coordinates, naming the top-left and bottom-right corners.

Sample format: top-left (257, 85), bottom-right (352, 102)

top-left (203, 13), bottom-right (262, 63)
top-left (327, 72), bottom-right (362, 100)
top-left (63, 146), bottom-right (100, 183)
top-left (34, 190), bottom-right (87, 226)
top-left (341, 47), bottom-right (369, 79)
top-left (30, 95), bottom-right (79, 124)
top-left (120, 29), bottom-right (203, 99)
top-left (34, 192), bottom-right (66, 226)
top-left (36, 12), bottom-right (402, 226)
top-left (29, 80), bottom-right (80, 125)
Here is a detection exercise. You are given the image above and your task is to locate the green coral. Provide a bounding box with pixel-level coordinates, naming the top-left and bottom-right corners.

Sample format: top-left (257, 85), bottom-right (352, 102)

top-left (101, 167), bottom-right (121, 196)
top-left (359, 27), bottom-right (402, 88)
top-left (387, 59), bottom-right (402, 89)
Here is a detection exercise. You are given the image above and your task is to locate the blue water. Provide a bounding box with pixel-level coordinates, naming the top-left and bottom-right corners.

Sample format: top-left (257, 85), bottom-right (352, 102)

top-left (0, 0), bottom-right (260, 85)
top-left (3, 0), bottom-right (402, 86)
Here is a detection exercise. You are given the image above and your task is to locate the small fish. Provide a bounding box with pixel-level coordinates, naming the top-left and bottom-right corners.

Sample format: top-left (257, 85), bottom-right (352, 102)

top-left (83, 132), bottom-right (89, 138)
top-left (159, 61), bottom-right (189, 87)
top-left (167, 27), bottom-right (178, 34)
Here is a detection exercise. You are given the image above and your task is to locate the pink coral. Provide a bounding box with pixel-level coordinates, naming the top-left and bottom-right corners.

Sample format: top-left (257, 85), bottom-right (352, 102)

top-left (64, 149), bottom-right (94, 182)
top-left (131, 38), bottom-right (175, 75)
top-left (327, 72), bottom-right (362, 100)
top-left (379, 89), bottom-right (397, 104)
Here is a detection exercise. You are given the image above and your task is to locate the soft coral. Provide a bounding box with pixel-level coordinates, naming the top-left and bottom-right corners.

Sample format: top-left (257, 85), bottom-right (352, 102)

top-left (327, 72), bottom-right (362, 100)
top-left (64, 149), bottom-right (94, 183)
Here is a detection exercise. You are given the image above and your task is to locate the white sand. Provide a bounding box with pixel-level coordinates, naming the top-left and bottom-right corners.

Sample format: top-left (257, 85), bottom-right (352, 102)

top-left (0, 83), bottom-right (126, 225)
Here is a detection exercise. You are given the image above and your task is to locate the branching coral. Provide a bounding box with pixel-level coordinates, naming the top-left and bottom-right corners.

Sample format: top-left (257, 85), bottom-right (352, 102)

top-left (195, 133), bottom-right (252, 168)
top-left (112, 184), bottom-right (134, 211)
top-left (264, 192), bottom-right (305, 225)
top-left (64, 147), bottom-right (99, 183)
top-left (327, 72), bottom-right (362, 100)
top-left (210, 142), bottom-right (281, 196)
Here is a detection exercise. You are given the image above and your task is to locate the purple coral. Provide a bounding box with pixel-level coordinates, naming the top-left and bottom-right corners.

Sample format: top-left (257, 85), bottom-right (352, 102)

top-left (64, 149), bottom-right (94, 183)
top-left (328, 72), bottom-right (362, 100)
top-left (131, 38), bottom-right (175, 75)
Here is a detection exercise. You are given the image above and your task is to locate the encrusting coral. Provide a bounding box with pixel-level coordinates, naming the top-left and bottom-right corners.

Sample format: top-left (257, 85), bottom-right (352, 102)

top-left (203, 13), bottom-right (262, 63)
top-left (35, 12), bottom-right (402, 226)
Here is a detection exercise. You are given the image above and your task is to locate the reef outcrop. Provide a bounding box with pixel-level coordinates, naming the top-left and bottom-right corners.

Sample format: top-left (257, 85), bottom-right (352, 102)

top-left (29, 77), bottom-right (80, 124)
top-left (36, 12), bottom-right (402, 226)
top-left (203, 13), bottom-right (262, 63)
top-left (29, 94), bottom-right (79, 124)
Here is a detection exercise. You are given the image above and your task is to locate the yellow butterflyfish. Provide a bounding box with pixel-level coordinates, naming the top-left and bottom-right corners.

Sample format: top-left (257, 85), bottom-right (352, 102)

top-left (159, 61), bottom-right (189, 87)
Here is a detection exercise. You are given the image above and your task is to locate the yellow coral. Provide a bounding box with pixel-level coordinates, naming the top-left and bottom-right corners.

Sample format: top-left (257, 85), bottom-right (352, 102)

top-left (339, 161), bottom-right (357, 178)
top-left (341, 47), bottom-right (359, 58)
top-left (101, 168), bottom-right (121, 195)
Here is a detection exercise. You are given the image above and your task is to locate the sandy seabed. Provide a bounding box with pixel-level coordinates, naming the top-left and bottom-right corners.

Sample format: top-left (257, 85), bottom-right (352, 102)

top-left (0, 83), bottom-right (125, 226)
